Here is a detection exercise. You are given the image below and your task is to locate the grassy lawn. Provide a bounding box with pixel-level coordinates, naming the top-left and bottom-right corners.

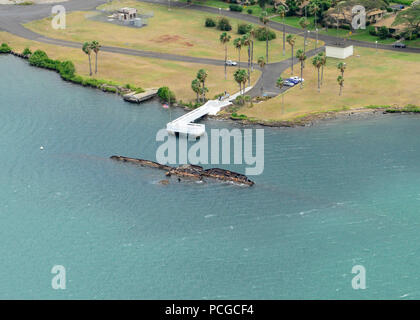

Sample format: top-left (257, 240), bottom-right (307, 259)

top-left (0, 31), bottom-right (260, 101)
top-left (25, 0), bottom-right (306, 63)
top-left (241, 47), bottom-right (420, 121)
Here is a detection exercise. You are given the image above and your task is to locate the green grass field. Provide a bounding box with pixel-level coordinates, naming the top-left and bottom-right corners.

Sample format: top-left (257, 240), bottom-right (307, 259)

top-left (242, 47), bottom-right (420, 121)
top-left (25, 0), bottom-right (307, 63)
top-left (0, 31), bottom-right (260, 101)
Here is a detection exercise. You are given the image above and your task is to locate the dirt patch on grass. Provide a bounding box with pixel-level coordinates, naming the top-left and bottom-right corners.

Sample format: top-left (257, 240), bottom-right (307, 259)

top-left (152, 34), bottom-right (194, 47)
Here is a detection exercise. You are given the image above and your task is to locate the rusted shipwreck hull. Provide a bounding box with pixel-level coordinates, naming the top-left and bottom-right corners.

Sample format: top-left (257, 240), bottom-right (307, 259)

top-left (110, 156), bottom-right (254, 186)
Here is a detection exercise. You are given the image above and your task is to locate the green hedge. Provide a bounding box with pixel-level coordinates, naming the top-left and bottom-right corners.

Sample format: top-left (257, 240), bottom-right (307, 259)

top-left (2, 44), bottom-right (145, 95)
top-left (0, 43), bottom-right (12, 54)
top-left (217, 17), bottom-right (232, 31)
top-left (205, 17), bottom-right (216, 27)
top-left (229, 4), bottom-right (243, 12)
top-left (157, 86), bottom-right (176, 103)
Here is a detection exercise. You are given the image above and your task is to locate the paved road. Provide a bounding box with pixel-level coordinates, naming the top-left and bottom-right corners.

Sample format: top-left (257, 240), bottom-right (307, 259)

top-left (0, 0), bottom-right (417, 97)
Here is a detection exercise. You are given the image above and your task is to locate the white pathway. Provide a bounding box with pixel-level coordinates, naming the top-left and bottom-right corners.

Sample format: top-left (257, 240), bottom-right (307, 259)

top-left (167, 87), bottom-right (252, 136)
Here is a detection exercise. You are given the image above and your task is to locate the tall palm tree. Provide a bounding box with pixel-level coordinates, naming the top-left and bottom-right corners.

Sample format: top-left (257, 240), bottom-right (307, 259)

top-left (90, 40), bottom-right (101, 74)
top-left (220, 32), bottom-right (231, 80)
top-left (82, 42), bottom-right (92, 76)
top-left (241, 70), bottom-right (248, 95)
top-left (337, 75), bottom-right (344, 96)
top-left (319, 52), bottom-right (327, 85)
top-left (248, 26), bottom-right (255, 72)
top-left (299, 17), bottom-right (310, 54)
top-left (312, 55), bottom-right (322, 92)
top-left (286, 34), bottom-right (296, 74)
top-left (242, 33), bottom-right (251, 86)
top-left (276, 76), bottom-right (285, 113)
top-left (296, 49), bottom-right (306, 89)
top-left (260, 11), bottom-right (270, 63)
top-left (233, 37), bottom-right (243, 70)
top-left (196, 69), bottom-right (208, 101)
top-left (191, 78), bottom-right (200, 102)
top-left (257, 56), bottom-right (266, 96)
top-left (337, 62), bottom-right (346, 77)
top-left (277, 5), bottom-right (288, 57)
top-left (234, 69), bottom-right (247, 95)
top-left (309, 2), bottom-right (320, 31)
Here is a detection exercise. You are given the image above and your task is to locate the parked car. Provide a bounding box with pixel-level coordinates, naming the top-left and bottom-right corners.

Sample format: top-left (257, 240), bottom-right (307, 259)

top-left (392, 42), bottom-right (406, 48)
top-left (283, 80), bottom-right (295, 87)
top-left (287, 77), bottom-right (304, 84)
top-left (226, 60), bottom-right (238, 66)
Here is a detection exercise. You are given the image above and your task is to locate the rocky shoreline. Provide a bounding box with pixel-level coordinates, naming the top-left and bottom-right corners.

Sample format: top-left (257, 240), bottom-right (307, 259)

top-left (110, 155), bottom-right (255, 186)
top-left (208, 106), bottom-right (419, 128)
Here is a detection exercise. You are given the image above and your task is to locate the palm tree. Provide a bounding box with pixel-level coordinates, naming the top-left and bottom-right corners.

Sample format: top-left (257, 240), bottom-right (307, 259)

top-left (233, 37), bottom-right (243, 69)
top-left (220, 32), bottom-right (231, 80)
top-left (296, 49), bottom-right (306, 89)
top-left (241, 70), bottom-right (248, 95)
top-left (299, 17), bottom-right (310, 54)
top-left (276, 76), bottom-right (285, 113)
top-left (319, 52), bottom-right (327, 85)
top-left (191, 78), bottom-right (200, 103)
top-left (260, 11), bottom-right (270, 63)
top-left (234, 69), bottom-right (247, 95)
top-left (337, 62), bottom-right (346, 77)
top-left (257, 56), bottom-right (266, 95)
top-left (82, 42), bottom-right (92, 76)
top-left (337, 75), bottom-right (344, 96)
top-left (286, 34), bottom-right (296, 74)
top-left (242, 33), bottom-right (251, 86)
top-left (196, 69), bottom-right (208, 101)
top-left (309, 2), bottom-right (320, 31)
top-left (249, 26), bottom-right (255, 72)
top-left (90, 40), bottom-right (101, 74)
top-left (312, 55), bottom-right (322, 92)
top-left (277, 5), bottom-right (287, 57)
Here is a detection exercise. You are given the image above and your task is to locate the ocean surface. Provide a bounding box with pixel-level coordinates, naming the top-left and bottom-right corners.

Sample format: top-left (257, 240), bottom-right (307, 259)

top-left (1, 55), bottom-right (420, 299)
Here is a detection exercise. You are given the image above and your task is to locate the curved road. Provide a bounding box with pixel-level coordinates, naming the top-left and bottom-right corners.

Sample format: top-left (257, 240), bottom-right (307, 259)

top-left (0, 0), bottom-right (418, 96)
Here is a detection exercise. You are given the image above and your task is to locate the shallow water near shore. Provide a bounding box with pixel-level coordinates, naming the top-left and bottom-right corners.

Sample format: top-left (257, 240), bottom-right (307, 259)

top-left (1, 55), bottom-right (420, 299)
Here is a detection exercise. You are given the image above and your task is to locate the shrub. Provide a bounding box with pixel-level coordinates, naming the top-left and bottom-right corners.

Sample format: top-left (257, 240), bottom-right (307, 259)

top-left (231, 112), bottom-right (248, 119)
top-left (377, 26), bottom-right (390, 39)
top-left (103, 86), bottom-right (117, 93)
top-left (157, 86), bottom-right (176, 103)
top-left (22, 47), bottom-right (32, 56)
top-left (217, 17), bottom-right (232, 31)
top-left (58, 60), bottom-right (76, 78)
top-left (28, 50), bottom-right (49, 66)
top-left (237, 23), bottom-right (253, 34)
top-left (0, 43), bottom-right (12, 54)
top-left (368, 26), bottom-right (377, 36)
top-left (247, 8), bottom-right (253, 14)
top-left (205, 17), bottom-right (216, 27)
top-left (229, 4), bottom-right (243, 12)
top-left (254, 27), bottom-right (276, 41)
top-left (69, 75), bottom-right (84, 84)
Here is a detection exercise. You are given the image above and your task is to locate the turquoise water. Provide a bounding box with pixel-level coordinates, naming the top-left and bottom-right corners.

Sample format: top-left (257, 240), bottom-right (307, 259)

top-left (1, 55), bottom-right (420, 299)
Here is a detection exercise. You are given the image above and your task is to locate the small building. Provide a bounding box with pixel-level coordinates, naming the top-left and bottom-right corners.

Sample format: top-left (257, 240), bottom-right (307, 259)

top-left (326, 45), bottom-right (354, 59)
top-left (117, 7), bottom-right (137, 21)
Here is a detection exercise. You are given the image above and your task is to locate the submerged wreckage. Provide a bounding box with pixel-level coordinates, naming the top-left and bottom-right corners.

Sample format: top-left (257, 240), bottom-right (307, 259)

top-left (110, 155), bottom-right (254, 186)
